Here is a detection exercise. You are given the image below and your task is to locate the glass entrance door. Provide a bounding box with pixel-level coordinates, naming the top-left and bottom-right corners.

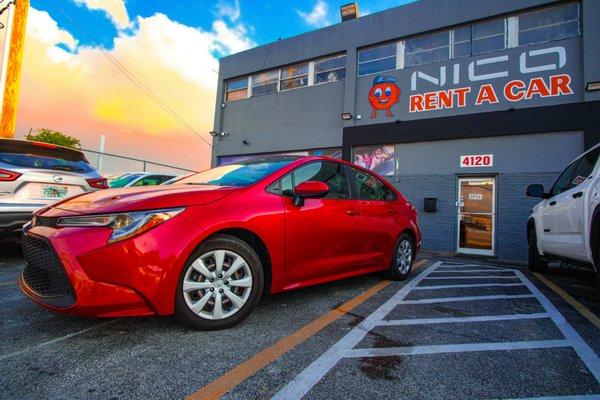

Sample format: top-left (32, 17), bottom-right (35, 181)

top-left (457, 177), bottom-right (496, 256)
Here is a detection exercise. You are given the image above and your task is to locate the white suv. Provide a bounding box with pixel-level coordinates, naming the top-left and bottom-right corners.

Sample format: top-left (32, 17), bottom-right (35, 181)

top-left (527, 143), bottom-right (600, 287)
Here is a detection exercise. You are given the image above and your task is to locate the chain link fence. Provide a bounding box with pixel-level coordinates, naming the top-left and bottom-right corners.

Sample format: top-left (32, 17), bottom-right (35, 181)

top-left (81, 148), bottom-right (198, 177)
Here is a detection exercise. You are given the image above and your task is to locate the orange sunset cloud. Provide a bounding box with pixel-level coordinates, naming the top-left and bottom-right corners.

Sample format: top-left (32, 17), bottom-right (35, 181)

top-left (14, 5), bottom-right (254, 172)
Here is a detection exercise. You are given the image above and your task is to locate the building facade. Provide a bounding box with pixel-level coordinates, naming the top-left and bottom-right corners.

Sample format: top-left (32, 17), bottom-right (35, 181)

top-left (211, 0), bottom-right (600, 260)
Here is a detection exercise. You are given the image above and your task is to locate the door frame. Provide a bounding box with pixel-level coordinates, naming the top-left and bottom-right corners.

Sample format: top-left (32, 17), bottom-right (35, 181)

top-left (456, 176), bottom-right (497, 256)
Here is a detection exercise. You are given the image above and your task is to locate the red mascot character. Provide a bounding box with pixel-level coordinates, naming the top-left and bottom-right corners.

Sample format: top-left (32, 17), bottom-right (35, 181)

top-left (368, 76), bottom-right (400, 119)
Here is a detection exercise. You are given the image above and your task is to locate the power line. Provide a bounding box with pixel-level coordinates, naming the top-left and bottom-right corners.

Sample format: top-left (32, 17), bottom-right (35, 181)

top-left (47, 0), bottom-right (213, 147)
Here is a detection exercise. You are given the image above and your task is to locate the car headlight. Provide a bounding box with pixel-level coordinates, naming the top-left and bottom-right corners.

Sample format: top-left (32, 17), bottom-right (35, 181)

top-left (56, 208), bottom-right (184, 243)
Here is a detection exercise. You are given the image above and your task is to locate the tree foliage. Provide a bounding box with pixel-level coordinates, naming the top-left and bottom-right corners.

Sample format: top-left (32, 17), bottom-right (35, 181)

top-left (26, 128), bottom-right (81, 149)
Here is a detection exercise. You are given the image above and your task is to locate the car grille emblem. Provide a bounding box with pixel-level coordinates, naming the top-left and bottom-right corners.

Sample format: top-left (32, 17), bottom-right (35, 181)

top-left (52, 175), bottom-right (63, 183)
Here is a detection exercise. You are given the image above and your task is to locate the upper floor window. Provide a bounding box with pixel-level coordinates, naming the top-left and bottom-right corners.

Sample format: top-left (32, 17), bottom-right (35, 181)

top-left (472, 18), bottom-right (506, 55)
top-left (358, 43), bottom-right (396, 76)
top-left (405, 30), bottom-right (450, 68)
top-left (225, 77), bottom-right (248, 102)
top-left (281, 63), bottom-right (309, 91)
top-left (314, 54), bottom-right (346, 84)
top-left (251, 70), bottom-right (279, 97)
top-left (517, 2), bottom-right (579, 47)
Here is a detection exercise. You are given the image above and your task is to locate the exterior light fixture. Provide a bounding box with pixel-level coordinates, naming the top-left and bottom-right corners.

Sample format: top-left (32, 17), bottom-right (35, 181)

top-left (209, 131), bottom-right (229, 138)
top-left (586, 81), bottom-right (600, 92)
top-left (340, 112), bottom-right (353, 121)
top-left (340, 2), bottom-right (359, 22)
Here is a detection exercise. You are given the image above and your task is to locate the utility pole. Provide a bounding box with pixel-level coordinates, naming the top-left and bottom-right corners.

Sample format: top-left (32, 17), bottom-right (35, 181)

top-left (0, 0), bottom-right (29, 138)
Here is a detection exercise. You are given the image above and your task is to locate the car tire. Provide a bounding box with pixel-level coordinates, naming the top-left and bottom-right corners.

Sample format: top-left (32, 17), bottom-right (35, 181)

top-left (528, 226), bottom-right (548, 273)
top-left (384, 233), bottom-right (414, 281)
top-left (175, 234), bottom-right (264, 330)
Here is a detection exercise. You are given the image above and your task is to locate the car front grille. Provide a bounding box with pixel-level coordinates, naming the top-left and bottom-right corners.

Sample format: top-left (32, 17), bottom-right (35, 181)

top-left (21, 234), bottom-right (75, 306)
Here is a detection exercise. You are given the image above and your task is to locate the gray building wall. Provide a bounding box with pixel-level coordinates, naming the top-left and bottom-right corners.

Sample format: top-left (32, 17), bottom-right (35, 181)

top-left (392, 131), bottom-right (584, 259)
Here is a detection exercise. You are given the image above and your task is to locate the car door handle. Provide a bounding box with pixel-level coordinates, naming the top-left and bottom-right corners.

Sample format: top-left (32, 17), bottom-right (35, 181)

top-left (549, 201), bottom-right (556, 206)
top-left (572, 191), bottom-right (583, 199)
top-left (386, 208), bottom-right (397, 214)
top-left (346, 209), bottom-right (360, 216)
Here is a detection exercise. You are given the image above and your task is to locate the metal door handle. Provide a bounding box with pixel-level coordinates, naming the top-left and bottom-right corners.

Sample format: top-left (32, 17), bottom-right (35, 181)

top-left (549, 201), bottom-right (556, 206)
top-left (572, 191), bottom-right (583, 199)
top-left (346, 209), bottom-right (359, 216)
top-left (386, 208), bottom-right (396, 214)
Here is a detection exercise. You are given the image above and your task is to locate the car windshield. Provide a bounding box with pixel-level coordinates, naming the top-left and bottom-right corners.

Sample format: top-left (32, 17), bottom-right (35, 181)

top-left (178, 158), bottom-right (295, 187)
top-left (109, 173), bottom-right (144, 188)
top-left (0, 153), bottom-right (94, 173)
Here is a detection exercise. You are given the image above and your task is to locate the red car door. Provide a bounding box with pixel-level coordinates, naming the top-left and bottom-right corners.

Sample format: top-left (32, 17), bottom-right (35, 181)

top-left (281, 161), bottom-right (372, 285)
top-left (346, 166), bottom-right (399, 268)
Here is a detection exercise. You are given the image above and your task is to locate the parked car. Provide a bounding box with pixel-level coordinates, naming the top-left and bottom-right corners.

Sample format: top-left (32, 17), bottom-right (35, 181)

top-left (0, 139), bottom-right (107, 239)
top-left (19, 156), bottom-right (421, 330)
top-left (526, 143), bottom-right (600, 286)
top-left (161, 174), bottom-right (193, 185)
top-left (108, 172), bottom-right (177, 188)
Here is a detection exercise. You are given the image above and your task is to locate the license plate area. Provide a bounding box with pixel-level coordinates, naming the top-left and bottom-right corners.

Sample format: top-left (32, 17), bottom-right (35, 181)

top-left (42, 185), bottom-right (68, 199)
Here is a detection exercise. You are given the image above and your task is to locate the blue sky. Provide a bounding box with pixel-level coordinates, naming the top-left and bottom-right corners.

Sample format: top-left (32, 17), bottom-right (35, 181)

top-left (32, 0), bottom-right (417, 56)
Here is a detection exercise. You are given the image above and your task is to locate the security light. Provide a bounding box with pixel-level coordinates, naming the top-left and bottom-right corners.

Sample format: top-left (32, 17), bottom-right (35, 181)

top-left (340, 112), bottom-right (353, 121)
top-left (586, 82), bottom-right (600, 92)
top-left (340, 3), bottom-right (358, 21)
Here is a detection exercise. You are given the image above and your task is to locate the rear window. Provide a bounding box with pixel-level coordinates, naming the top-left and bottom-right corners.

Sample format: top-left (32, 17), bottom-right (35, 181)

top-left (0, 140), bottom-right (94, 173)
top-left (0, 153), bottom-right (95, 173)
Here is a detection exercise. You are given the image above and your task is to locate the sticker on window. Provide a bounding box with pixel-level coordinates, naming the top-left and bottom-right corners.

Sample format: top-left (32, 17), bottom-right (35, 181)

top-left (572, 175), bottom-right (586, 186)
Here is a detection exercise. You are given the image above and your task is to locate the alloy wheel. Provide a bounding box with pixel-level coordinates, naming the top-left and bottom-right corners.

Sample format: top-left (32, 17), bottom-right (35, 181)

top-left (397, 239), bottom-right (413, 274)
top-left (182, 250), bottom-right (253, 320)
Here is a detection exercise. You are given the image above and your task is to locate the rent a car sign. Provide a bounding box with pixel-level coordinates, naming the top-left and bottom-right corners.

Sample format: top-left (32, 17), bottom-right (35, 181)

top-left (357, 38), bottom-right (582, 123)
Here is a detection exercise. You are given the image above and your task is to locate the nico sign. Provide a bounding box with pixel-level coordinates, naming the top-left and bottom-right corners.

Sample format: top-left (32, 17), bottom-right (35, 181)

top-left (460, 154), bottom-right (493, 168)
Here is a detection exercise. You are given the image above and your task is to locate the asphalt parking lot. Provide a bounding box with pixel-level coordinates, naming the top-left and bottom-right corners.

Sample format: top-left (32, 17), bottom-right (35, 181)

top-left (1, 243), bottom-right (600, 400)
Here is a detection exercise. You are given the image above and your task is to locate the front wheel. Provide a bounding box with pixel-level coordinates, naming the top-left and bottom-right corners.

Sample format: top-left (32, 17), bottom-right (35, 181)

top-left (528, 226), bottom-right (548, 273)
top-left (384, 233), bottom-right (414, 281)
top-left (175, 234), bottom-right (264, 330)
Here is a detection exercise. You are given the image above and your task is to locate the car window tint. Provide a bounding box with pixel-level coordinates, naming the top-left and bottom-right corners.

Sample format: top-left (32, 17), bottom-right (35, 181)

top-left (0, 153), bottom-right (95, 173)
top-left (348, 167), bottom-right (388, 201)
top-left (551, 160), bottom-right (579, 196)
top-left (293, 162), bottom-right (350, 200)
top-left (570, 147), bottom-right (600, 188)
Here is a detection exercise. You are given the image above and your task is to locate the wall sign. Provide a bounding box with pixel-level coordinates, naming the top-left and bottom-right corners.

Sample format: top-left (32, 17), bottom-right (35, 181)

top-left (460, 154), bottom-right (493, 168)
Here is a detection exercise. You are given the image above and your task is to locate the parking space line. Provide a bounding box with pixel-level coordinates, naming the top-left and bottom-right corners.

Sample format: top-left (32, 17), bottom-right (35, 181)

top-left (533, 272), bottom-right (600, 330)
top-left (0, 321), bottom-right (117, 362)
top-left (437, 264), bottom-right (506, 270)
top-left (516, 269), bottom-right (600, 382)
top-left (274, 261), bottom-right (600, 399)
top-left (512, 395), bottom-right (600, 399)
top-left (378, 313), bottom-right (550, 326)
top-left (423, 275), bottom-right (519, 280)
top-left (0, 280), bottom-right (16, 287)
top-left (347, 339), bottom-right (570, 358)
top-left (187, 258), bottom-right (429, 400)
top-left (400, 294), bottom-right (535, 304)
top-left (272, 261), bottom-right (442, 400)
top-left (413, 283), bottom-right (525, 290)
top-left (429, 270), bottom-right (517, 274)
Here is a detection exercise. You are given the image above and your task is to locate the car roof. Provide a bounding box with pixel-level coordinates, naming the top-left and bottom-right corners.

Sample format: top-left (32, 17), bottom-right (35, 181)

top-left (0, 138), bottom-right (86, 162)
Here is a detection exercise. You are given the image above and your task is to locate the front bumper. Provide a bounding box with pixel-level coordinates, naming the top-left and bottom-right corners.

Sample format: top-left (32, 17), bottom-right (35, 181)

top-left (0, 211), bottom-right (33, 238)
top-left (18, 213), bottom-right (201, 318)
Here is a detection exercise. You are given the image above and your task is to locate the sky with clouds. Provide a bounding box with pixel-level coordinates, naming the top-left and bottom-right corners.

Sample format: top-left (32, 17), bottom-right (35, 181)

top-left (14, 0), bottom-right (415, 171)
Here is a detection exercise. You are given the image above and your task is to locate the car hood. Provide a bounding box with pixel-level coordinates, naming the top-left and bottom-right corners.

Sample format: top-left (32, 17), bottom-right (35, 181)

top-left (45, 185), bottom-right (237, 216)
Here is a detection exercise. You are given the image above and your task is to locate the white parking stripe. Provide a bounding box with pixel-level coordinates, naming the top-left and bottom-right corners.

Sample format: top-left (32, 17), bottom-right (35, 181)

top-left (0, 321), bottom-right (116, 362)
top-left (436, 264), bottom-right (507, 270)
top-left (514, 269), bottom-right (600, 383)
top-left (430, 270), bottom-right (517, 274)
top-left (413, 283), bottom-right (525, 290)
top-left (400, 294), bottom-right (535, 304)
top-left (347, 339), bottom-right (570, 358)
top-left (272, 261), bottom-right (443, 400)
top-left (512, 395), bottom-right (600, 400)
top-left (274, 261), bottom-right (600, 399)
top-left (423, 275), bottom-right (519, 280)
top-left (378, 313), bottom-right (550, 326)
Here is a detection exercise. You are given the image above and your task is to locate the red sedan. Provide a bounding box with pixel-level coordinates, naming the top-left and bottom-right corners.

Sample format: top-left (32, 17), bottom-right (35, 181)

top-left (19, 156), bottom-right (421, 330)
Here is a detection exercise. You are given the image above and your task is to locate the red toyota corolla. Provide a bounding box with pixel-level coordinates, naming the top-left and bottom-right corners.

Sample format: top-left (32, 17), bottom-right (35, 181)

top-left (19, 156), bottom-right (421, 330)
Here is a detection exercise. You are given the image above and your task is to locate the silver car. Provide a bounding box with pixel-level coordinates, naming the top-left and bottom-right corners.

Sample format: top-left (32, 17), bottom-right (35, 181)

top-left (0, 139), bottom-right (107, 238)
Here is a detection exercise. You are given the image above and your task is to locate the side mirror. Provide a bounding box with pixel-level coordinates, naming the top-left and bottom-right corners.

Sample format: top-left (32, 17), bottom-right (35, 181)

top-left (526, 184), bottom-right (546, 199)
top-left (293, 181), bottom-right (329, 206)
